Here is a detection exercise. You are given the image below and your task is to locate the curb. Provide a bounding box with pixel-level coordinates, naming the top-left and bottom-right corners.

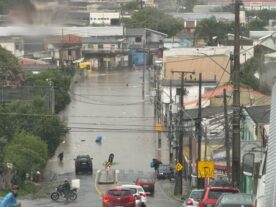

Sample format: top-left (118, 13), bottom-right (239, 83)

top-left (159, 180), bottom-right (183, 202)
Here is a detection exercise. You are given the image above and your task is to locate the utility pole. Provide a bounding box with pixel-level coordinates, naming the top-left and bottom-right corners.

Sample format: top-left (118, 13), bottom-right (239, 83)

top-left (157, 66), bottom-right (161, 148)
top-left (232, 0), bottom-right (241, 188)
top-left (173, 70), bottom-right (195, 196)
top-left (223, 89), bottom-right (231, 179)
top-left (197, 73), bottom-right (204, 188)
top-left (169, 77), bottom-right (173, 163)
top-left (142, 52), bottom-right (145, 100)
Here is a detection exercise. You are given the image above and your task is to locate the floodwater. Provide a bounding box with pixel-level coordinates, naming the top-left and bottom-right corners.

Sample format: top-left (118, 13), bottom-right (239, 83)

top-left (46, 68), bottom-right (160, 176)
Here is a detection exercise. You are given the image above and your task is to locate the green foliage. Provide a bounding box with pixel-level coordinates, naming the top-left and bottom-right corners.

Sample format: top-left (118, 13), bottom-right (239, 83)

top-left (123, 8), bottom-right (183, 37)
top-left (24, 70), bottom-right (72, 113)
top-left (0, 97), bottom-right (68, 156)
top-left (0, 46), bottom-right (20, 80)
top-left (195, 17), bottom-right (254, 45)
top-left (5, 132), bottom-right (48, 183)
top-left (246, 9), bottom-right (276, 25)
top-left (247, 19), bottom-right (266, 31)
top-left (121, 1), bottom-right (140, 10)
top-left (195, 17), bottom-right (233, 45)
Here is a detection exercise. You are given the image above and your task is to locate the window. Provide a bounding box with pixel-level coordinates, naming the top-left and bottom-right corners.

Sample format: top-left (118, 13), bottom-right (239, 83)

top-left (135, 37), bottom-right (142, 43)
top-left (98, 44), bottom-right (103, 49)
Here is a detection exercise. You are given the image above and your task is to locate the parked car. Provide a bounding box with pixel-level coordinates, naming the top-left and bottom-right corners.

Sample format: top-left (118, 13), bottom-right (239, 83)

top-left (102, 186), bottom-right (136, 207)
top-left (214, 193), bottom-right (255, 207)
top-left (198, 186), bottom-right (240, 207)
top-left (121, 184), bottom-right (147, 207)
top-left (74, 155), bottom-right (93, 175)
top-left (157, 164), bottom-right (174, 180)
top-left (182, 189), bottom-right (204, 207)
top-left (135, 177), bottom-right (155, 195)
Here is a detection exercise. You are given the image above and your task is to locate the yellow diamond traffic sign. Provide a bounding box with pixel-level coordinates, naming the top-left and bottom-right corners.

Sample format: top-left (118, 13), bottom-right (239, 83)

top-left (175, 162), bottom-right (183, 171)
top-left (198, 161), bottom-right (214, 178)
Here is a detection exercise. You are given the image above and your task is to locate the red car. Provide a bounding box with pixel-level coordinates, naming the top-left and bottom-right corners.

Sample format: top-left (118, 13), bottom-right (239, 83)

top-left (102, 186), bottom-right (136, 207)
top-left (198, 186), bottom-right (240, 207)
top-left (135, 177), bottom-right (155, 195)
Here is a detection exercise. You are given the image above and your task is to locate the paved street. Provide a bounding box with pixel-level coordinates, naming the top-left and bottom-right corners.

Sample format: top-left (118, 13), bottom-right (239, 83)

top-left (20, 69), bottom-right (181, 207)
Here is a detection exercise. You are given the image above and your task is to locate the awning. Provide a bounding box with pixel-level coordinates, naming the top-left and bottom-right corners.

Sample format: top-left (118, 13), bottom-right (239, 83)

top-left (73, 57), bottom-right (84, 64)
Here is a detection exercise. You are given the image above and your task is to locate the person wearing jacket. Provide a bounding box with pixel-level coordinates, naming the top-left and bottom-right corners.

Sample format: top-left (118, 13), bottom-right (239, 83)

top-left (0, 185), bottom-right (21, 207)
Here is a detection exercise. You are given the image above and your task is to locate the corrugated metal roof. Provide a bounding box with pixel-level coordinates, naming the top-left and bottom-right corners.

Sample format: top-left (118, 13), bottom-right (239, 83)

top-left (168, 12), bottom-right (235, 21)
top-left (125, 28), bottom-right (144, 36)
top-left (0, 26), bottom-right (124, 37)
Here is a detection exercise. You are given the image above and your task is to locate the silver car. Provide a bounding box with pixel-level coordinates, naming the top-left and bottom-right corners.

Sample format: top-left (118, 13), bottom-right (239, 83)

top-left (182, 189), bottom-right (204, 207)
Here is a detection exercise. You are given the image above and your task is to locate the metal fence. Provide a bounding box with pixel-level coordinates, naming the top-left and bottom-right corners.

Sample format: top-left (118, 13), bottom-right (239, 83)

top-left (0, 86), bottom-right (54, 112)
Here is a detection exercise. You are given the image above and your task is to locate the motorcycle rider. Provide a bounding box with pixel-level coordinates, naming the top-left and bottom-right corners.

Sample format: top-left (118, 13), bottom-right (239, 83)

top-left (62, 178), bottom-right (71, 200)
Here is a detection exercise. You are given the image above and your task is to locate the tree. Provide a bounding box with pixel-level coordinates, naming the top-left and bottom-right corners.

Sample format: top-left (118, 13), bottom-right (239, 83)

top-left (5, 132), bottom-right (48, 183)
top-left (121, 1), bottom-right (140, 10)
top-left (0, 46), bottom-right (22, 85)
top-left (123, 8), bottom-right (183, 37)
top-left (0, 97), bottom-right (68, 156)
top-left (195, 17), bottom-right (232, 45)
top-left (24, 70), bottom-right (72, 113)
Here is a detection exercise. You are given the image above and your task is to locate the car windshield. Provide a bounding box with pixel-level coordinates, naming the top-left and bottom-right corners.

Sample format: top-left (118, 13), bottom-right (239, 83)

top-left (128, 188), bottom-right (138, 194)
top-left (108, 189), bottom-right (130, 196)
top-left (221, 194), bottom-right (254, 204)
top-left (159, 165), bottom-right (170, 172)
top-left (139, 178), bottom-right (153, 183)
top-left (190, 190), bottom-right (204, 201)
top-left (79, 157), bottom-right (89, 161)
top-left (208, 190), bottom-right (238, 199)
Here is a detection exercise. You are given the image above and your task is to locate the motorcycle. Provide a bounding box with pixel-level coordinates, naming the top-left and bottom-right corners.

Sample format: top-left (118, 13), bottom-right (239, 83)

top-left (50, 185), bottom-right (77, 201)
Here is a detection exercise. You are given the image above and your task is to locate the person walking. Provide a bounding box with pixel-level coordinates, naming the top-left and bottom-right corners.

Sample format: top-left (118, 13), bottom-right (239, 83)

top-left (0, 185), bottom-right (21, 207)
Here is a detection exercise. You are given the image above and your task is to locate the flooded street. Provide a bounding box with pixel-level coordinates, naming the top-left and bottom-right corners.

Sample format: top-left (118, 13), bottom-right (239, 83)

top-left (21, 69), bottom-right (179, 207)
top-left (48, 69), bottom-right (157, 174)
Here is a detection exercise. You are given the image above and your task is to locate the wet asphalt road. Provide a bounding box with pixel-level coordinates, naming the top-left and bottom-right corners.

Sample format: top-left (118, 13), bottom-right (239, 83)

top-left (21, 69), bottom-right (181, 207)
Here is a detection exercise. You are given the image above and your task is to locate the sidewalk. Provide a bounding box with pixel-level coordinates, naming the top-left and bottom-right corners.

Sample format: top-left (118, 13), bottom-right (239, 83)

top-left (156, 132), bottom-right (191, 201)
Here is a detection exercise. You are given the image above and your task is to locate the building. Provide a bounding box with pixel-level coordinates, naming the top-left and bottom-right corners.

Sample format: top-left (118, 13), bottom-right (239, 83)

top-left (0, 37), bottom-right (24, 57)
top-left (81, 36), bottom-right (127, 69)
top-left (89, 12), bottom-right (120, 25)
top-left (126, 28), bottom-right (167, 66)
top-left (241, 0), bottom-right (276, 10)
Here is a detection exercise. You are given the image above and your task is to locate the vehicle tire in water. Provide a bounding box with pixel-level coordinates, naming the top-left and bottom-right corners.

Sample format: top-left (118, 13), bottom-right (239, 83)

top-left (50, 192), bottom-right (59, 201)
top-left (69, 192), bottom-right (77, 201)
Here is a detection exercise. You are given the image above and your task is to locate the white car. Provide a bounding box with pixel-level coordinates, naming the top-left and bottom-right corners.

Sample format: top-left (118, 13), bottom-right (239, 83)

top-left (182, 189), bottom-right (204, 207)
top-left (121, 184), bottom-right (147, 207)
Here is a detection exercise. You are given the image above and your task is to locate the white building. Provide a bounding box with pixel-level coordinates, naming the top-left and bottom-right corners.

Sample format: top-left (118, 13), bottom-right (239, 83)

top-left (89, 12), bottom-right (120, 25)
top-left (0, 37), bottom-right (24, 57)
top-left (242, 0), bottom-right (276, 10)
